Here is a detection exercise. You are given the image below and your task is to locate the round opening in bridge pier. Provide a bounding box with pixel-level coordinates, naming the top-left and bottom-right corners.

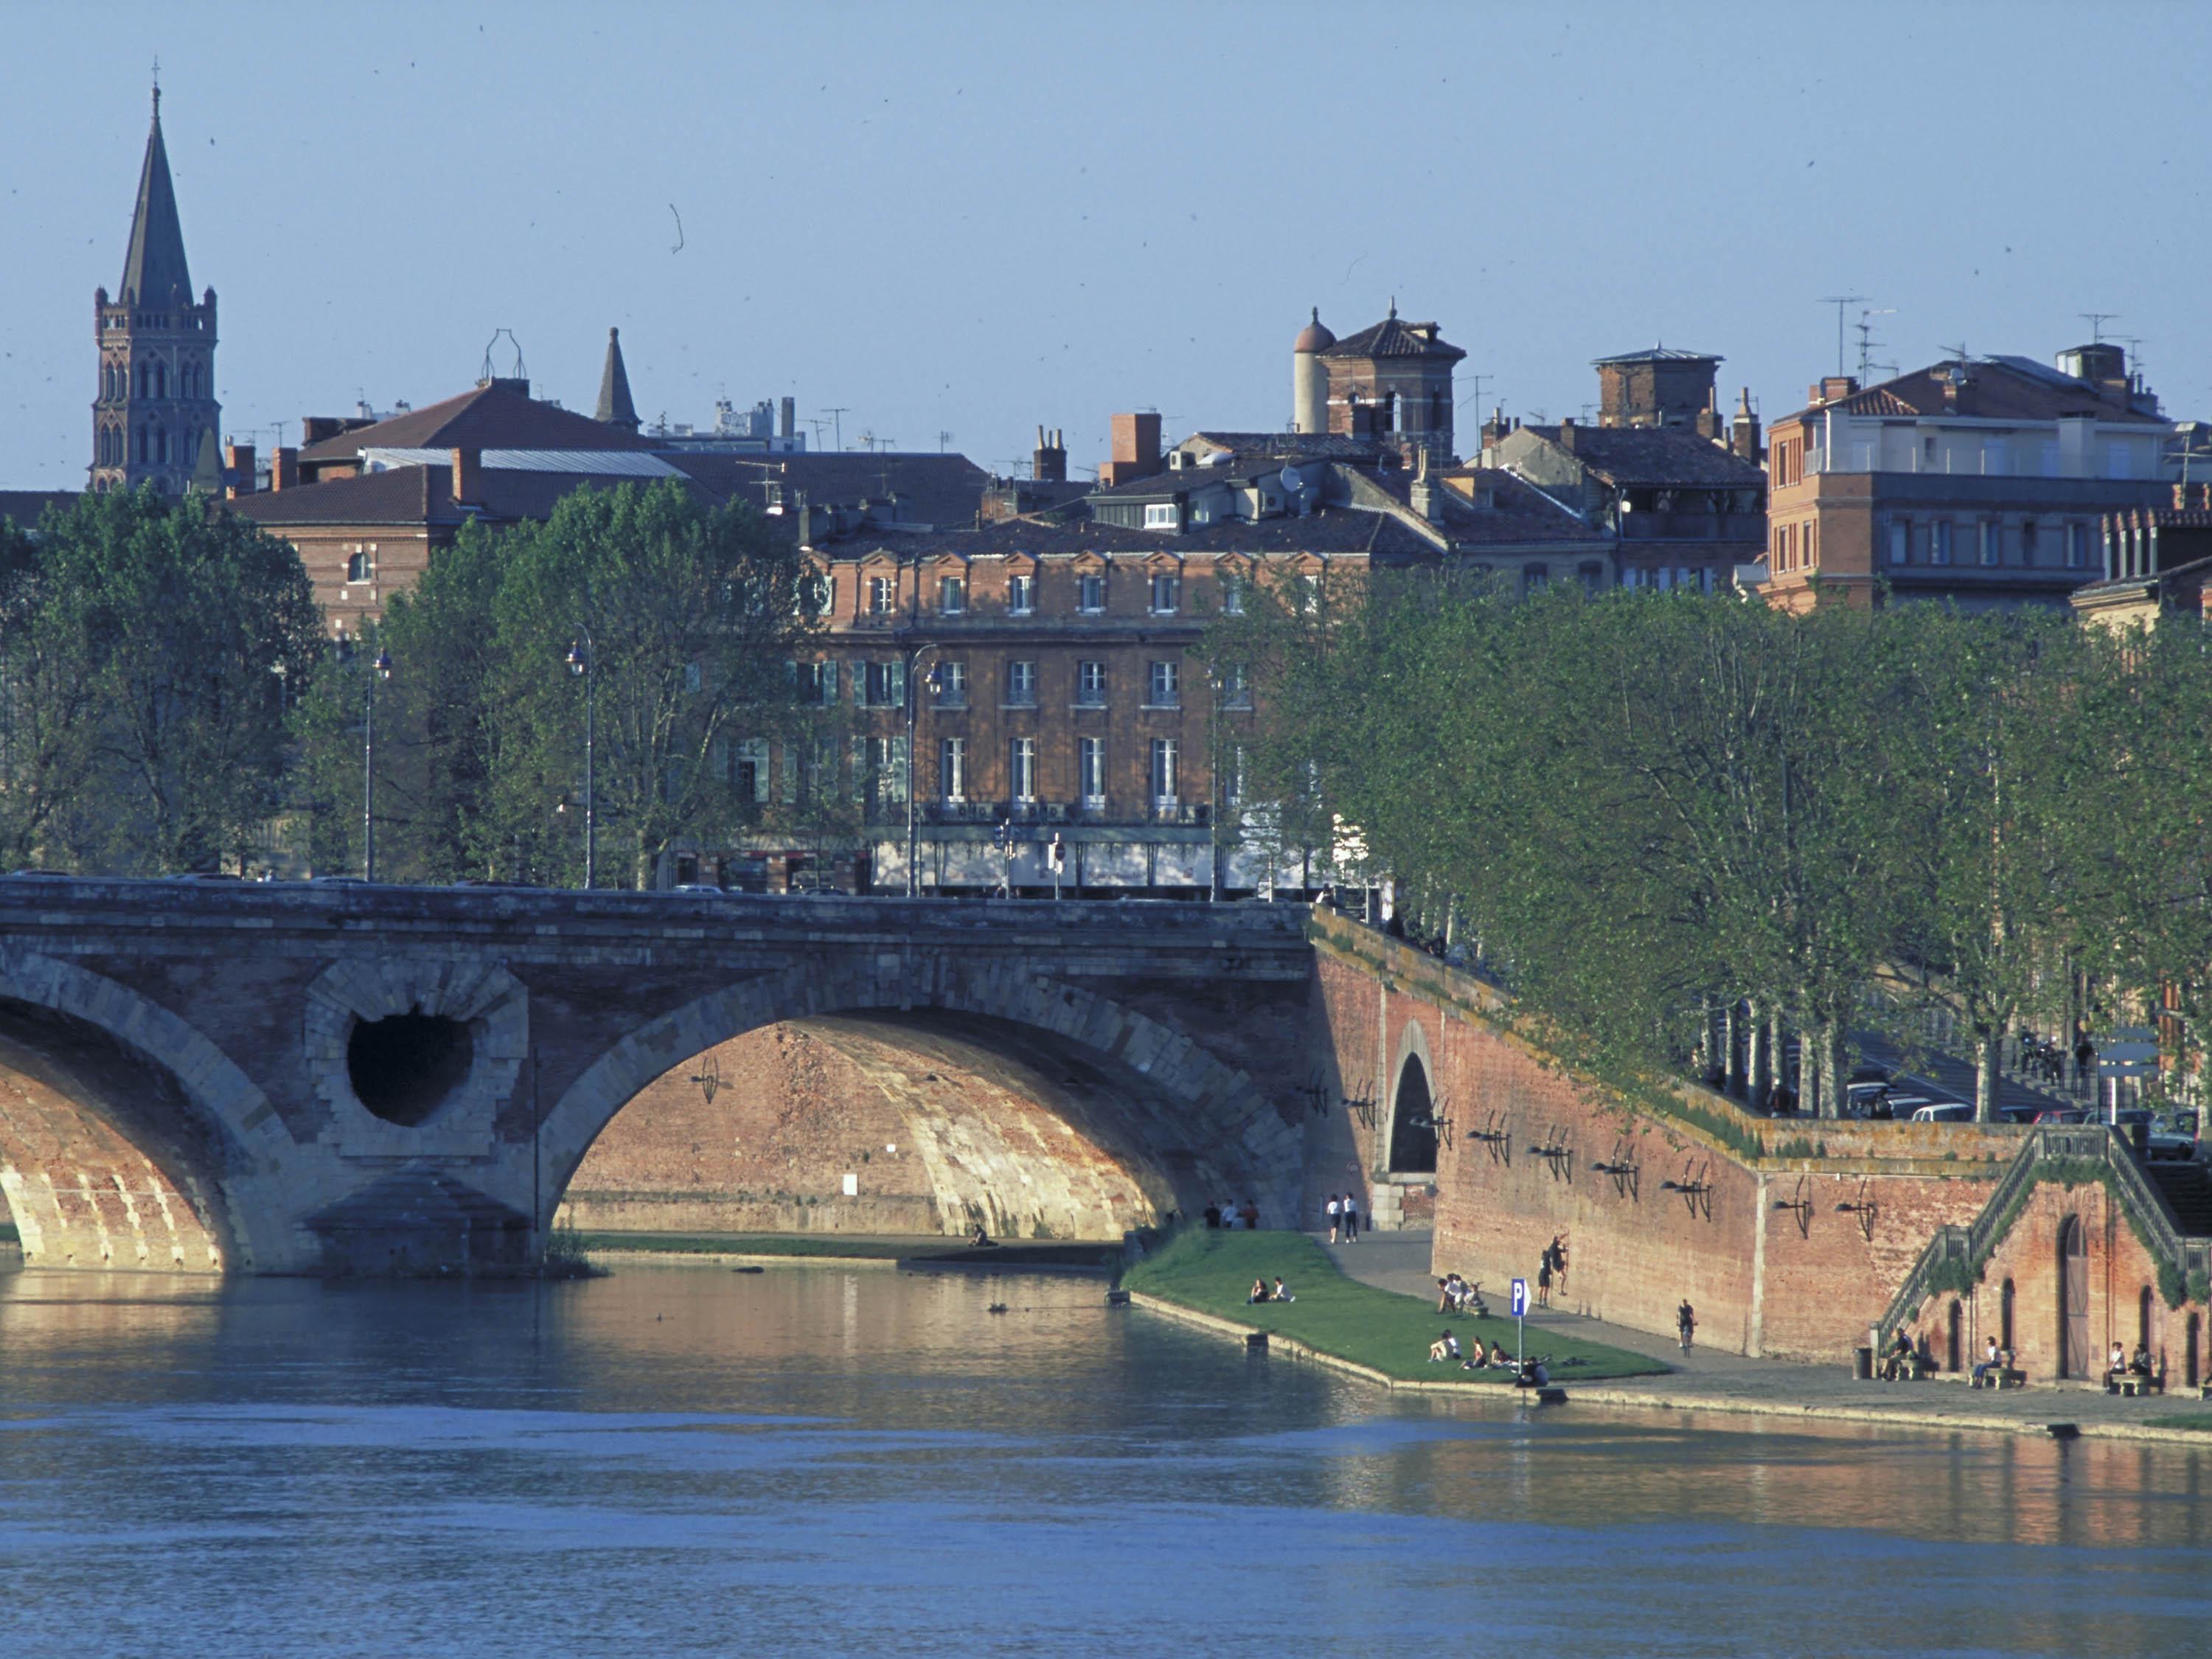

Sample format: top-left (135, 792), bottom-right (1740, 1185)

top-left (346, 1010), bottom-right (475, 1127)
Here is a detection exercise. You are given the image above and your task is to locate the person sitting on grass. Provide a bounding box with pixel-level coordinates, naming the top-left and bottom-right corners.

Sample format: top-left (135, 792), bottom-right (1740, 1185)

top-left (1461, 1338), bottom-right (1489, 1371)
top-left (1272, 1278), bottom-right (1293, 1304)
top-left (1248, 1278), bottom-right (1270, 1305)
top-left (1436, 1276), bottom-right (1464, 1313)
top-left (1429, 1334), bottom-right (1453, 1363)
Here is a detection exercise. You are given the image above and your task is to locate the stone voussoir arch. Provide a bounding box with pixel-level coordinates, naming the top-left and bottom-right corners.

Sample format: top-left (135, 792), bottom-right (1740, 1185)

top-left (540, 954), bottom-right (1305, 1226)
top-left (0, 943), bottom-right (295, 1269)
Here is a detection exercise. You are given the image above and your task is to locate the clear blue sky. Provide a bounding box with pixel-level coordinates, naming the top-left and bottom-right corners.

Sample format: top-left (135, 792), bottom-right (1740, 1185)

top-left (4, 1), bottom-right (2208, 489)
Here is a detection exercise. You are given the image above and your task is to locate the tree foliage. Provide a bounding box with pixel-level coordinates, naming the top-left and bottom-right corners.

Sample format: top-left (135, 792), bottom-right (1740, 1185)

top-left (1217, 573), bottom-right (2212, 1113)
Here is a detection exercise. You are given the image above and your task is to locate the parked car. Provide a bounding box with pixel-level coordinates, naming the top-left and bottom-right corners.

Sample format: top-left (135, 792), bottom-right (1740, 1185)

top-left (2147, 1113), bottom-right (2199, 1162)
top-left (2031, 1107), bottom-right (2089, 1125)
top-left (1908, 1102), bottom-right (1975, 1124)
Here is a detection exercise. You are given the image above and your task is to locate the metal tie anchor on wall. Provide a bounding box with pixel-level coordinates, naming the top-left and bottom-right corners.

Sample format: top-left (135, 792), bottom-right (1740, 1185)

top-left (1835, 1177), bottom-right (1879, 1242)
top-left (688, 1051), bottom-right (720, 1105)
top-left (1590, 1136), bottom-right (1640, 1201)
top-left (1528, 1124), bottom-right (1573, 1183)
top-left (1774, 1172), bottom-right (1814, 1239)
top-left (1466, 1108), bottom-right (1512, 1165)
top-left (1660, 1156), bottom-right (1713, 1221)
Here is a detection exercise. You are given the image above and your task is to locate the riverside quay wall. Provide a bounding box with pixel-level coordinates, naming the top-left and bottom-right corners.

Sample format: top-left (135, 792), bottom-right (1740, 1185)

top-left (1308, 912), bottom-right (2030, 1364)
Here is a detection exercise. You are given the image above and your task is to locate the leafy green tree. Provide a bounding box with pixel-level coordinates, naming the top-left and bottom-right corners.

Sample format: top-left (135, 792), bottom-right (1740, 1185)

top-left (0, 491), bottom-right (319, 874)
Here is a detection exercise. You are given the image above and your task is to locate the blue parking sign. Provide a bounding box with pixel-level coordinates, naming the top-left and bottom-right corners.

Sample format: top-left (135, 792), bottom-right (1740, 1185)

top-left (1510, 1277), bottom-right (1528, 1318)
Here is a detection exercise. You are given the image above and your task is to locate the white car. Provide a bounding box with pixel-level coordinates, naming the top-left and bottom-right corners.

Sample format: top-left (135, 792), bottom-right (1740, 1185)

top-left (1909, 1102), bottom-right (1975, 1124)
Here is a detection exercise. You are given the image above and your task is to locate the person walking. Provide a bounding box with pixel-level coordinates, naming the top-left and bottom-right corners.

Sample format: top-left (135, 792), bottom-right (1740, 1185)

top-left (1677, 1300), bottom-right (1696, 1353)
top-left (1536, 1256), bottom-right (1553, 1308)
top-left (1325, 1194), bottom-right (1341, 1245)
top-left (1341, 1189), bottom-right (1360, 1242)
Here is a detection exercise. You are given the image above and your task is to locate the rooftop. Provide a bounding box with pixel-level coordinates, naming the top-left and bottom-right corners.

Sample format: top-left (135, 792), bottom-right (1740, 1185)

top-left (669, 451), bottom-right (992, 532)
top-left (228, 466), bottom-right (712, 529)
top-left (1786, 357), bottom-right (2166, 426)
top-left (1593, 347), bottom-right (1723, 366)
top-left (296, 382), bottom-right (655, 464)
top-left (1321, 310), bottom-right (1467, 364)
top-left (1516, 425), bottom-right (1768, 489)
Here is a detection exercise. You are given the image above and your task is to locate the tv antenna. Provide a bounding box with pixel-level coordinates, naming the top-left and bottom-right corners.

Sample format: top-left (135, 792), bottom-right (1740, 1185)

top-left (822, 407), bottom-right (849, 451)
top-left (2080, 312), bottom-right (2120, 344)
top-left (1854, 308), bottom-right (1896, 382)
top-left (937, 429), bottom-right (954, 453)
top-left (804, 417), bottom-right (830, 450)
top-left (1818, 296), bottom-right (1867, 377)
top-left (1456, 369), bottom-right (1492, 411)
top-left (1939, 340), bottom-right (1971, 366)
top-left (479, 328), bottom-right (526, 384)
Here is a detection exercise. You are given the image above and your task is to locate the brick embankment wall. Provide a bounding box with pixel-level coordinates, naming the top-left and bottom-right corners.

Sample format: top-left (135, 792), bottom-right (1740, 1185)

top-left (1306, 914), bottom-right (2017, 1363)
top-left (559, 1019), bottom-right (1158, 1242)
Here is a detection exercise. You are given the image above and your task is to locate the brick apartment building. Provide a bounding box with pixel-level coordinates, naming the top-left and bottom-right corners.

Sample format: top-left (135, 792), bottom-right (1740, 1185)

top-left (720, 393), bottom-right (1605, 899)
top-left (1760, 347), bottom-right (2183, 611)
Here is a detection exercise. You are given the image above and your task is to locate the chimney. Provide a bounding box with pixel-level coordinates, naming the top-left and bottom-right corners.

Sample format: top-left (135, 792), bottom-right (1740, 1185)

top-left (269, 446), bottom-right (299, 492)
top-left (450, 447), bottom-right (481, 506)
top-left (1410, 449), bottom-right (1443, 524)
top-left (1481, 405), bottom-right (1510, 450)
top-left (1557, 417), bottom-right (1577, 453)
top-left (1695, 387), bottom-right (1723, 443)
top-left (1102, 412), bottom-right (1162, 486)
top-left (1730, 388), bottom-right (1761, 463)
top-left (779, 396), bottom-right (796, 441)
top-left (1820, 375), bottom-right (1859, 403)
top-left (1032, 424), bottom-right (1068, 484)
top-left (224, 442), bottom-right (257, 498)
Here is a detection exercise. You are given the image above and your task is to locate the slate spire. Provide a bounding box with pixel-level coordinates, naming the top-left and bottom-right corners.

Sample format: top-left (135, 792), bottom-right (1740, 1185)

top-left (595, 327), bottom-right (639, 432)
top-left (120, 80), bottom-right (192, 305)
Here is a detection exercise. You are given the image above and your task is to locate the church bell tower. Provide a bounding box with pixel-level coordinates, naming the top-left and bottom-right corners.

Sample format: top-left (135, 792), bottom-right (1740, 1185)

top-left (91, 79), bottom-right (220, 495)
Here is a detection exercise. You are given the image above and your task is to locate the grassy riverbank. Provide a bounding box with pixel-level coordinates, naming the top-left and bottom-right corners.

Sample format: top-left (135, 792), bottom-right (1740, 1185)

top-left (1123, 1228), bottom-right (1666, 1385)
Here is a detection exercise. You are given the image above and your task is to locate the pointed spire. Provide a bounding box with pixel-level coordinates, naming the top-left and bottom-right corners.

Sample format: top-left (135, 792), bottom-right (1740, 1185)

top-left (595, 327), bottom-right (639, 431)
top-left (120, 80), bottom-right (192, 305)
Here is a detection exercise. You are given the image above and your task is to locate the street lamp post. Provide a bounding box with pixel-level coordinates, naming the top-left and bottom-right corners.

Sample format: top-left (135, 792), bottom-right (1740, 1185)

top-left (566, 629), bottom-right (596, 889)
top-left (902, 642), bottom-right (942, 897)
top-left (349, 640), bottom-right (393, 883)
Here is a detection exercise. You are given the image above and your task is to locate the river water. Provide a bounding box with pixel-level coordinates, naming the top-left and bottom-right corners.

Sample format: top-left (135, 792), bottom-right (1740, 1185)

top-left (1, 1259), bottom-right (2208, 1658)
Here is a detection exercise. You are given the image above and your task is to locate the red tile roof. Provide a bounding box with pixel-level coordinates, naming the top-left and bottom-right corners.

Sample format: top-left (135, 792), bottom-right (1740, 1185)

top-left (296, 383), bottom-right (653, 463)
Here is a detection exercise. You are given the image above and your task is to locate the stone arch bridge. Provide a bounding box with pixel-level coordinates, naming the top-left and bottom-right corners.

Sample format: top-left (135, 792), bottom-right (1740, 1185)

top-left (0, 880), bottom-right (1320, 1274)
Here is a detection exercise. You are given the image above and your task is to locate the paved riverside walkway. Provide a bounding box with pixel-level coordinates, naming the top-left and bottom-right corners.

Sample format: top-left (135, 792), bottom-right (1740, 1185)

top-left (1315, 1229), bottom-right (2210, 1444)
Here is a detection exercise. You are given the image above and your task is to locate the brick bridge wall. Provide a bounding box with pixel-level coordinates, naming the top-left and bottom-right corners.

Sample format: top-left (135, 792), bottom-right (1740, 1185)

top-left (0, 881), bottom-right (1314, 1273)
top-left (1307, 913), bottom-right (2028, 1362)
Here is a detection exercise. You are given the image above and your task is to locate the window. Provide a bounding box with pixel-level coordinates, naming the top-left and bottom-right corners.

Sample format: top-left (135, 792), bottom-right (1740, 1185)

top-left (684, 661), bottom-right (704, 694)
top-left (1078, 571), bottom-right (1106, 613)
top-left (1979, 521), bottom-right (2002, 566)
top-left (868, 574), bottom-right (896, 616)
top-left (1984, 439), bottom-right (2008, 476)
top-left (2021, 521), bottom-right (2039, 566)
top-left (1225, 744), bottom-right (1248, 808)
top-left (940, 736), bottom-right (967, 802)
top-left (935, 661), bottom-right (967, 707)
top-left (939, 574), bottom-right (967, 614)
top-left (1007, 573), bottom-right (1034, 614)
top-left (2104, 443), bottom-right (2134, 481)
top-left (1222, 575), bottom-right (1245, 615)
top-left (1887, 521), bottom-right (1910, 566)
top-left (347, 550), bottom-right (372, 582)
top-left (1005, 661), bottom-right (1037, 707)
top-left (1299, 573), bottom-right (1321, 614)
top-left (1150, 737), bottom-right (1180, 805)
top-left (1220, 662), bottom-right (1252, 709)
top-left (1143, 503), bottom-right (1180, 530)
top-left (797, 571), bottom-right (832, 617)
top-left (875, 735), bottom-right (909, 806)
top-left (2067, 524), bottom-right (2088, 568)
top-left (1079, 736), bottom-right (1106, 805)
top-left (1147, 660), bottom-right (1180, 708)
top-left (864, 660), bottom-right (905, 708)
top-left (1579, 562), bottom-right (1604, 594)
top-left (1930, 521), bottom-right (1953, 566)
top-left (795, 660), bottom-right (839, 705)
top-left (727, 737), bottom-right (770, 804)
top-left (2040, 440), bottom-right (2060, 479)
top-left (1150, 571), bottom-right (1181, 613)
top-left (1009, 737), bottom-right (1037, 802)
top-left (1076, 661), bottom-right (1107, 707)
top-left (1523, 564), bottom-right (1548, 595)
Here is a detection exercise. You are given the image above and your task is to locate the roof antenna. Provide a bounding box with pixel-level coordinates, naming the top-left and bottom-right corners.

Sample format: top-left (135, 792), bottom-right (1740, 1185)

top-left (2080, 312), bottom-right (2120, 344)
top-left (1818, 296), bottom-right (1866, 378)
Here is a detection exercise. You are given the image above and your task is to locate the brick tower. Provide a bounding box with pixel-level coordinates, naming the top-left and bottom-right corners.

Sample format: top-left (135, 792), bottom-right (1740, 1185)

top-left (90, 81), bottom-right (220, 495)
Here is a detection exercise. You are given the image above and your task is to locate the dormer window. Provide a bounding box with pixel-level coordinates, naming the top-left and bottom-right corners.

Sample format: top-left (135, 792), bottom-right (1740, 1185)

top-left (1144, 503), bottom-right (1180, 531)
top-left (939, 575), bottom-right (967, 614)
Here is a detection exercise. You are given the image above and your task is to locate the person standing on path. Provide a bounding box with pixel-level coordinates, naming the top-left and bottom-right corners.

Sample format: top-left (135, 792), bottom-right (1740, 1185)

top-left (1325, 1194), bottom-right (1341, 1245)
top-left (1677, 1300), bottom-right (1696, 1353)
top-left (1341, 1190), bottom-right (1360, 1242)
top-left (1537, 1256), bottom-right (1553, 1307)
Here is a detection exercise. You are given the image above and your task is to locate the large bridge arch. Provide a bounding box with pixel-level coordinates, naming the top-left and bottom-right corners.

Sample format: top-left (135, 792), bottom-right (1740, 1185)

top-left (540, 959), bottom-right (1304, 1234)
top-left (0, 947), bottom-right (286, 1271)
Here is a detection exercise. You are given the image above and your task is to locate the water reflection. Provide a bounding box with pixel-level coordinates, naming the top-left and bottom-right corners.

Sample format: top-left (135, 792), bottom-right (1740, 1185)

top-left (0, 1261), bottom-right (2206, 1658)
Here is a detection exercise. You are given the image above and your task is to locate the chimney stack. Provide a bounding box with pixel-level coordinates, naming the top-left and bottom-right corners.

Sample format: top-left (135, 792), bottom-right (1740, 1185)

top-left (1730, 388), bottom-right (1761, 463)
top-left (224, 442), bottom-right (257, 498)
top-left (1032, 425), bottom-right (1068, 484)
top-left (269, 446), bottom-right (299, 492)
top-left (451, 447), bottom-right (481, 506)
top-left (780, 397), bottom-right (796, 441)
top-left (1557, 417), bottom-right (1577, 453)
top-left (1102, 412), bottom-right (1162, 486)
